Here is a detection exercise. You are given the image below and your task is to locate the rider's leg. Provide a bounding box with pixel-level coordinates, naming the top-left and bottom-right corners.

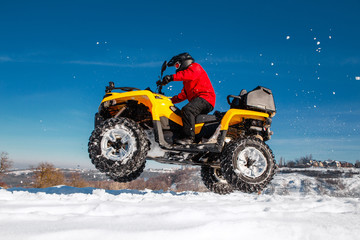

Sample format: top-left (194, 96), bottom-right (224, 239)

top-left (176, 97), bottom-right (213, 144)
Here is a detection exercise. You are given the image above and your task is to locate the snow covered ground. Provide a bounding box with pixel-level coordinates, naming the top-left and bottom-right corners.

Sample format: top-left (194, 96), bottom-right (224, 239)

top-left (1, 176), bottom-right (359, 240)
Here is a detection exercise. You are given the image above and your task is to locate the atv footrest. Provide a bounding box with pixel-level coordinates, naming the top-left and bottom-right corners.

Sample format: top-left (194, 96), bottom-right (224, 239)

top-left (195, 114), bottom-right (218, 124)
top-left (170, 143), bottom-right (222, 153)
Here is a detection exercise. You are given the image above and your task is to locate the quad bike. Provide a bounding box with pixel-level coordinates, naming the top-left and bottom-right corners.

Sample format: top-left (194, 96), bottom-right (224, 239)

top-left (88, 61), bottom-right (277, 194)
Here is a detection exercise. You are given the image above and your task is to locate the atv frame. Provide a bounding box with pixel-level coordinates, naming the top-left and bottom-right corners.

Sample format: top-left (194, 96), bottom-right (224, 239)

top-left (88, 61), bottom-right (277, 194)
top-left (98, 87), bottom-right (272, 157)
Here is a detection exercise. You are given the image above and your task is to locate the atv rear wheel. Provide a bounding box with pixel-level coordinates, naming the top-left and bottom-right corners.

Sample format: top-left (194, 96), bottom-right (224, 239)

top-left (201, 165), bottom-right (233, 195)
top-left (88, 117), bottom-right (149, 181)
top-left (220, 137), bottom-right (276, 193)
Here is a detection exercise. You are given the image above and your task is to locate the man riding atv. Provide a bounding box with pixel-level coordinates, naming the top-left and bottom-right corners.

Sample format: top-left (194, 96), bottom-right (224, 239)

top-left (158, 53), bottom-right (216, 145)
top-left (88, 55), bottom-right (277, 194)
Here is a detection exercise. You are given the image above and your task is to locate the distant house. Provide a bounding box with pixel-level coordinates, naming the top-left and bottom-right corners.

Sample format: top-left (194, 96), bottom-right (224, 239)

top-left (318, 161), bottom-right (324, 168)
top-left (312, 160), bottom-right (319, 167)
top-left (355, 162), bottom-right (360, 168)
top-left (324, 160), bottom-right (341, 168)
top-left (303, 159), bottom-right (313, 167)
top-left (347, 162), bottom-right (354, 168)
top-left (340, 162), bottom-right (354, 168)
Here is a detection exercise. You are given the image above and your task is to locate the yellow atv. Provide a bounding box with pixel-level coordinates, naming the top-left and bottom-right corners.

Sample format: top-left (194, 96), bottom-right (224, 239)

top-left (88, 61), bottom-right (276, 194)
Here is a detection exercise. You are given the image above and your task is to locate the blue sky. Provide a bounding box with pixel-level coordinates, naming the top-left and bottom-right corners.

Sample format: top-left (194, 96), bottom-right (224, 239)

top-left (0, 0), bottom-right (359, 168)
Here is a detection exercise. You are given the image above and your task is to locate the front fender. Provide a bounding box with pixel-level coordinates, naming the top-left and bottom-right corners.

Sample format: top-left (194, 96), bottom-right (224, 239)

top-left (100, 90), bottom-right (179, 122)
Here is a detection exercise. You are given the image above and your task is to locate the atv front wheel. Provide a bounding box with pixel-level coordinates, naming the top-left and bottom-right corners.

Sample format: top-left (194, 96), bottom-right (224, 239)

top-left (106, 162), bottom-right (146, 183)
top-left (201, 165), bottom-right (233, 195)
top-left (88, 117), bottom-right (149, 182)
top-left (220, 137), bottom-right (276, 193)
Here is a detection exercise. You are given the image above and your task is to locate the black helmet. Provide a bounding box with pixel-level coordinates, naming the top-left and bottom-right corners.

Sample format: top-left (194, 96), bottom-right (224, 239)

top-left (167, 52), bottom-right (194, 72)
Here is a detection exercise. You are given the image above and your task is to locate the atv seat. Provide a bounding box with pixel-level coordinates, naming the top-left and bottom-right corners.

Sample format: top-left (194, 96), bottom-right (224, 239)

top-left (171, 106), bottom-right (219, 124)
top-left (195, 114), bottom-right (218, 124)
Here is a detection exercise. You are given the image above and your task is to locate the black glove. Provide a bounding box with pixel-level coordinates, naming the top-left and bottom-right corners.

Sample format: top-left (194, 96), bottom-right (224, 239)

top-left (162, 75), bottom-right (173, 85)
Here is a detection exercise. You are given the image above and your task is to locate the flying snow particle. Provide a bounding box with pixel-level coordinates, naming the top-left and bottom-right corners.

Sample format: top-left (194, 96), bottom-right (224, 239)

top-left (317, 41), bottom-right (320, 45)
top-left (355, 76), bottom-right (360, 80)
top-left (333, 92), bottom-right (336, 95)
top-left (286, 36), bottom-right (290, 40)
top-left (271, 62), bottom-right (274, 66)
top-left (259, 53), bottom-right (263, 57)
top-left (329, 36), bottom-right (332, 39)
top-left (275, 73), bottom-right (279, 76)
top-left (314, 105), bottom-right (317, 108)
top-left (314, 37), bottom-right (317, 40)
top-left (318, 63), bottom-right (321, 66)
top-left (96, 42), bottom-right (100, 45)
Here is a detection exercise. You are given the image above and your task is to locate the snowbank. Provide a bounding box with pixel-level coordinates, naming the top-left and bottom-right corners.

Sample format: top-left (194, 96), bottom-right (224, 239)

top-left (0, 185), bottom-right (359, 240)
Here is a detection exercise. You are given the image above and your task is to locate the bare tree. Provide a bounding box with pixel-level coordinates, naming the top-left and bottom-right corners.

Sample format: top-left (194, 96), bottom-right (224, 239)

top-left (33, 162), bottom-right (65, 188)
top-left (0, 152), bottom-right (13, 178)
top-left (296, 154), bottom-right (313, 167)
top-left (68, 172), bottom-right (88, 188)
top-left (286, 161), bottom-right (296, 168)
top-left (278, 157), bottom-right (286, 167)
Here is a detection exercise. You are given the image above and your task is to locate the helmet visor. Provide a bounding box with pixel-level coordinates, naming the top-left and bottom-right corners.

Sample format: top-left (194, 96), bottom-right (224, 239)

top-left (175, 61), bottom-right (181, 69)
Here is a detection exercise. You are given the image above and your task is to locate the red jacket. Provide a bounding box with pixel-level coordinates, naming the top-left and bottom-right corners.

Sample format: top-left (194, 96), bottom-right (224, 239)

top-left (171, 63), bottom-right (216, 107)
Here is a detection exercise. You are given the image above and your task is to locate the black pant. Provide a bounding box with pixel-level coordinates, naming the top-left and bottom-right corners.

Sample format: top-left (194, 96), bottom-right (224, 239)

top-left (181, 97), bottom-right (213, 139)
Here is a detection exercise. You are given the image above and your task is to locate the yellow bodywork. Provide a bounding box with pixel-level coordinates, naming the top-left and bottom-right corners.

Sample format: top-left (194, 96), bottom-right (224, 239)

top-left (101, 90), bottom-right (269, 134)
top-left (220, 109), bottom-right (269, 130)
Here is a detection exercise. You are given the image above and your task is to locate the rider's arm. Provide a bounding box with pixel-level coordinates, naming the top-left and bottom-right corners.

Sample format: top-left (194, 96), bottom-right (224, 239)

top-left (171, 88), bottom-right (187, 104)
top-left (173, 64), bottom-right (201, 82)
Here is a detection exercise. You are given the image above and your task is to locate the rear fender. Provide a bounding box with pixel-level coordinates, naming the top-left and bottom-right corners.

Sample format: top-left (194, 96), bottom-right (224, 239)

top-left (220, 109), bottom-right (269, 131)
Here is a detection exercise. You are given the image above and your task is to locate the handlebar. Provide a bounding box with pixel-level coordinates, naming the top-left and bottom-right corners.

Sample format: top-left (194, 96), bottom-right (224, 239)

top-left (105, 59), bottom-right (168, 95)
top-left (157, 83), bottom-right (164, 95)
top-left (105, 82), bottom-right (140, 93)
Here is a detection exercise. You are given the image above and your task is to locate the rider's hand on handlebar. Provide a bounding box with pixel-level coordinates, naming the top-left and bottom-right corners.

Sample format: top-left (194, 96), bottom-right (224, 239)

top-left (161, 75), bottom-right (173, 85)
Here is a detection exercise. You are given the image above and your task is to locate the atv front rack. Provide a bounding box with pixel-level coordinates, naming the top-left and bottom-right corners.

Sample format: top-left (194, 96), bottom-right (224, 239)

top-left (105, 82), bottom-right (140, 93)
